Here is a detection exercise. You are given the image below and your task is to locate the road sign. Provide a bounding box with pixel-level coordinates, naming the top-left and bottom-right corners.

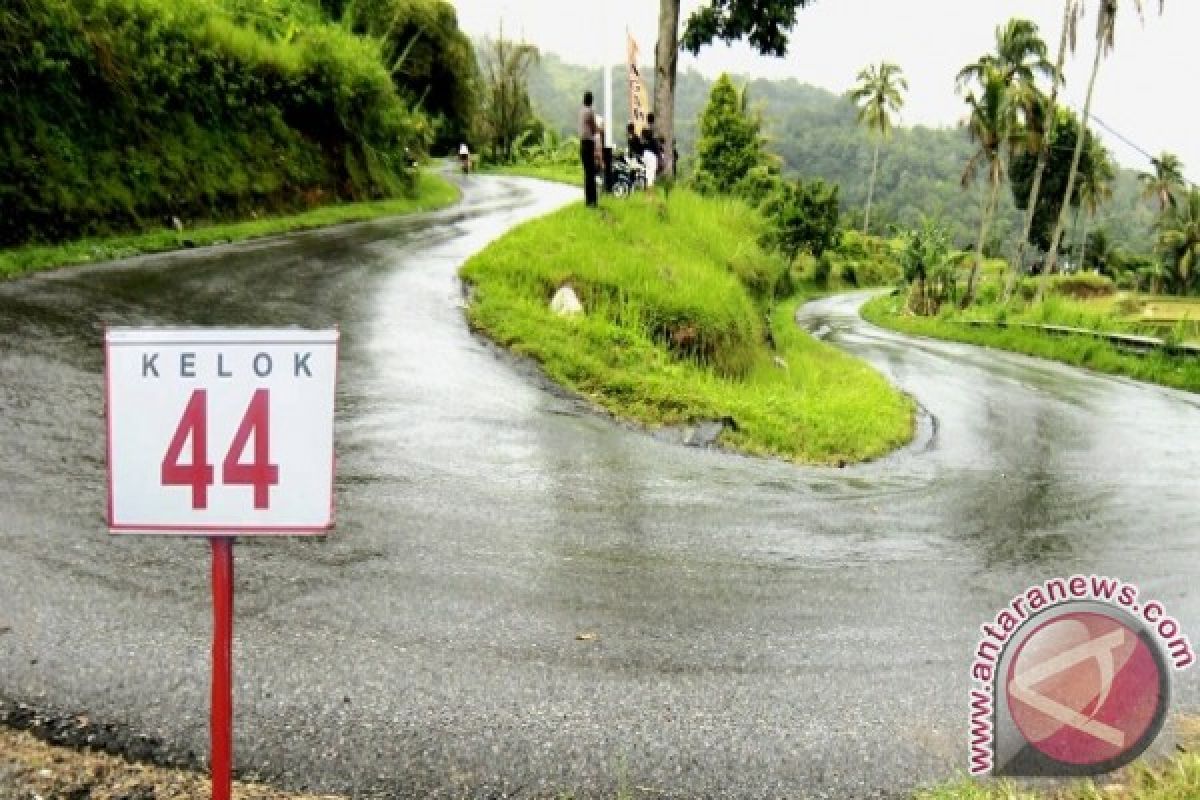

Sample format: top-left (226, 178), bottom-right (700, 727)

top-left (105, 328), bottom-right (338, 534)
top-left (104, 327), bottom-right (339, 800)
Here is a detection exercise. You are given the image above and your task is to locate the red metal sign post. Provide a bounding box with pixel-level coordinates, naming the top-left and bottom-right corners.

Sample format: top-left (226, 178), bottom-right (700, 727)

top-left (211, 537), bottom-right (235, 800)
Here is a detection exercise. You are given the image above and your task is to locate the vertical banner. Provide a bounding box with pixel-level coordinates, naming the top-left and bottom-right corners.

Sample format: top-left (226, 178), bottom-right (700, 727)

top-left (627, 30), bottom-right (649, 135)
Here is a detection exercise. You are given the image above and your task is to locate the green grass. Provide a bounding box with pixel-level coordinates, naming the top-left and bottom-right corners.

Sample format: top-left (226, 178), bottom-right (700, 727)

top-left (0, 172), bottom-right (459, 278)
top-left (861, 293), bottom-right (1200, 393)
top-left (486, 163), bottom-right (584, 187)
top-left (916, 755), bottom-right (1199, 799)
top-left (460, 190), bottom-right (914, 464)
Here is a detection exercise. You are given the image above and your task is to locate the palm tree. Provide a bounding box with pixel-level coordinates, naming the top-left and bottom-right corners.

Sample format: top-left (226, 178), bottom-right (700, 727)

top-left (956, 18), bottom-right (1054, 91)
top-left (1014, 2), bottom-right (1083, 283)
top-left (1045, 0), bottom-right (1166, 275)
top-left (1073, 139), bottom-right (1116, 269)
top-left (959, 64), bottom-right (1019, 306)
top-left (847, 62), bottom-right (907, 236)
top-left (956, 18), bottom-right (1057, 297)
top-left (1158, 187), bottom-right (1200, 294)
top-left (1139, 151), bottom-right (1185, 212)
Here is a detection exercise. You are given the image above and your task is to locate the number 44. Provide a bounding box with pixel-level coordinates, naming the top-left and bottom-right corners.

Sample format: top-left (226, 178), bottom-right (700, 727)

top-left (162, 389), bottom-right (280, 510)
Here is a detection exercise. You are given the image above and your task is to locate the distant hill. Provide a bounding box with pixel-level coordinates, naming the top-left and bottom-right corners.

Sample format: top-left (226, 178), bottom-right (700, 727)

top-left (525, 53), bottom-right (1156, 254)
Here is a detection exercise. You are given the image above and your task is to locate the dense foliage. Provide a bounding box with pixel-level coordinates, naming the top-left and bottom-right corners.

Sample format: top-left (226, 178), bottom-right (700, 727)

top-left (1010, 110), bottom-right (1102, 254)
top-left (0, 0), bottom-right (445, 246)
top-left (321, 0), bottom-right (480, 152)
top-left (692, 75), bottom-right (767, 195)
top-left (760, 178), bottom-right (840, 261)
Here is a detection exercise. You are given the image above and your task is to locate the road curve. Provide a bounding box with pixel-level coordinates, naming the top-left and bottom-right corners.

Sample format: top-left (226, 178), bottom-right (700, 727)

top-left (1, 176), bottom-right (1197, 799)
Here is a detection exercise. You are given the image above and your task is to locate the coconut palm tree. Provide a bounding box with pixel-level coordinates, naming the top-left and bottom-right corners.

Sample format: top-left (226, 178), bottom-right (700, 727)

top-left (993, 10), bottom-right (1080, 284)
top-left (1139, 151), bottom-right (1185, 212)
top-left (847, 62), bottom-right (907, 236)
top-left (1045, 0), bottom-right (1166, 275)
top-left (959, 64), bottom-right (1020, 306)
top-left (956, 18), bottom-right (1054, 91)
top-left (957, 18), bottom-right (1057, 297)
top-left (1157, 187), bottom-right (1200, 294)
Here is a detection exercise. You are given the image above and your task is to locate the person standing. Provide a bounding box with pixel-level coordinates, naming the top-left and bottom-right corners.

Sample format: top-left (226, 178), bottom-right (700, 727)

top-left (641, 112), bottom-right (660, 187)
top-left (579, 91), bottom-right (599, 207)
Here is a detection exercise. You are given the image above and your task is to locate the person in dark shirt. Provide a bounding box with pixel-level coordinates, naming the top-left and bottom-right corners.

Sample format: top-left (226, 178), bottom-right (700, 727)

top-left (579, 91), bottom-right (599, 207)
top-left (626, 122), bottom-right (644, 160)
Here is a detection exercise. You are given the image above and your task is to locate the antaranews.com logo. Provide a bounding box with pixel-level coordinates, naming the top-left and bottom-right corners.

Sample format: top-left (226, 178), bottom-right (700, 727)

top-left (969, 575), bottom-right (1195, 777)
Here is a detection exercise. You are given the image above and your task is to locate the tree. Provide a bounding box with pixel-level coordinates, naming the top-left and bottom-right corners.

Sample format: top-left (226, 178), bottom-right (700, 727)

top-left (323, 0), bottom-right (479, 152)
top-left (1045, 0), bottom-right (1166, 275)
top-left (961, 17), bottom-right (1059, 283)
top-left (1011, 110), bottom-right (1101, 252)
top-left (899, 217), bottom-right (961, 314)
top-left (761, 178), bottom-right (840, 261)
top-left (1157, 186), bottom-right (1200, 294)
top-left (847, 61), bottom-right (907, 236)
top-left (959, 64), bottom-right (1019, 305)
top-left (692, 75), bottom-right (766, 194)
top-left (477, 27), bottom-right (539, 163)
top-left (1139, 151), bottom-right (1185, 212)
top-left (1073, 138), bottom-right (1116, 268)
top-left (956, 18), bottom-right (1054, 91)
top-left (653, 1), bottom-right (818, 178)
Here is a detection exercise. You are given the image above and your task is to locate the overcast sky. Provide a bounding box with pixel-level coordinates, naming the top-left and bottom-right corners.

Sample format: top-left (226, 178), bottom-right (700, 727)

top-left (450, 0), bottom-right (1194, 180)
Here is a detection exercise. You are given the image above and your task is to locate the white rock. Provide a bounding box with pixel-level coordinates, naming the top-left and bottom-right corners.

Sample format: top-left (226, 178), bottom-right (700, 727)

top-left (550, 286), bottom-right (584, 316)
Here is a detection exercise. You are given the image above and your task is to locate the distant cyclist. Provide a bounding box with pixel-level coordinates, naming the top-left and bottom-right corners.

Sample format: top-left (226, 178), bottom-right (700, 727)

top-left (459, 142), bottom-right (471, 174)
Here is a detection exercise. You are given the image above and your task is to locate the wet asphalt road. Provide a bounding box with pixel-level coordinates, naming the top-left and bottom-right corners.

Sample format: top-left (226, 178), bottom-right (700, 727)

top-left (1, 175), bottom-right (1198, 799)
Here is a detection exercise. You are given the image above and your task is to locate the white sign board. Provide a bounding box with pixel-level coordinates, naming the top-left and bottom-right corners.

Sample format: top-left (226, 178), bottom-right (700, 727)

top-left (105, 328), bottom-right (338, 535)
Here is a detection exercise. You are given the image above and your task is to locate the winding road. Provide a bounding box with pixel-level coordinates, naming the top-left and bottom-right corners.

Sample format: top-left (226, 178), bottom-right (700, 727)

top-left (1, 176), bottom-right (1197, 798)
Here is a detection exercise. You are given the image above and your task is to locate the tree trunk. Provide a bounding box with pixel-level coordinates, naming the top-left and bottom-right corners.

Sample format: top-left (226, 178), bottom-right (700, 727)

top-left (1044, 35), bottom-right (1104, 277)
top-left (964, 170), bottom-right (1001, 307)
top-left (654, 0), bottom-right (681, 175)
top-left (1008, 0), bottom-right (1074, 302)
top-left (864, 138), bottom-right (880, 236)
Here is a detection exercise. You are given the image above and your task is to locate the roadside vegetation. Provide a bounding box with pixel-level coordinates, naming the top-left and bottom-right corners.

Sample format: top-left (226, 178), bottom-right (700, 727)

top-left (919, 717), bottom-right (1200, 800)
top-left (0, 0), bottom-right (476, 268)
top-left (919, 757), bottom-right (1200, 800)
top-left (0, 728), bottom-right (344, 800)
top-left (0, 172), bottom-right (458, 278)
top-left (848, 4), bottom-right (1200, 392)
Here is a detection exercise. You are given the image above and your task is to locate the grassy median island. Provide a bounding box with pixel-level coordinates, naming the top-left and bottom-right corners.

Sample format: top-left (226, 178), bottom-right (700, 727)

top-left (460, 190), bottom-right (914, 464)
top-left (0, 172), bottom-right (459, 279)
top-left (861, 290), bottom-right (1200, 393)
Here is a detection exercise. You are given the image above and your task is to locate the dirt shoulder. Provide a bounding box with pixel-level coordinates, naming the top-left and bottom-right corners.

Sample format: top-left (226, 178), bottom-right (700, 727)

top-left (0, 728), bottom-right (344, 800)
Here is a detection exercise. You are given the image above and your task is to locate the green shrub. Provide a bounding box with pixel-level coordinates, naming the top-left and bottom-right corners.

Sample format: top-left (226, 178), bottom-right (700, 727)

top-left (0, 0), bottom-right (430, 246)
top-left (1046, 272), bottom-right (1117, 298)
top-left (760, 177), bottom-right (841, 261)
top-left (976, 283), bottom-right (1000, 305)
